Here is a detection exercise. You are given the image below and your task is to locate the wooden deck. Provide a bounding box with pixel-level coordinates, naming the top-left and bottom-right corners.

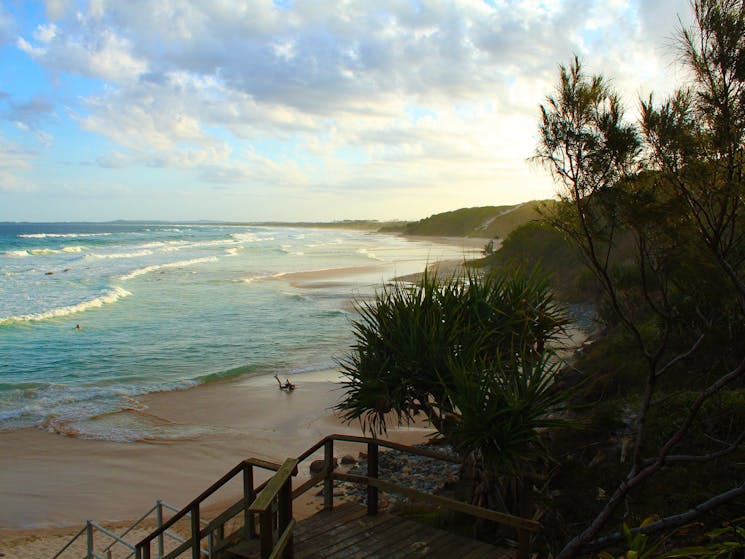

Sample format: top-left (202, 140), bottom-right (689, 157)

top-left (228, 502), bottom-right (513, 559)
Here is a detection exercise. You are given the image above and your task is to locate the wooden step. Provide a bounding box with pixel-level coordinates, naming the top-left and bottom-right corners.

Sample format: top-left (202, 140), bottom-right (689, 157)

top-left (224, 538), bottom-right (261, 559)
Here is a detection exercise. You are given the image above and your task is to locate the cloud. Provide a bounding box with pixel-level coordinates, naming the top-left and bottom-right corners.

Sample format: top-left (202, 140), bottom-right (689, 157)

top-left (9, 0), bottom-right (694, 213)
top-left (1, 95), bottom-right (57, 145)
top-left (18, 13), bottom-right (148, 82)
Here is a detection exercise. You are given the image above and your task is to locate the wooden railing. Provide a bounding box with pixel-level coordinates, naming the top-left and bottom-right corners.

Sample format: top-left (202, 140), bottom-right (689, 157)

top-left (135, 457), bottom-right (283, 559)
top-left (135, 433), bottom-right (542, 559)
top-left (249, 458), bottom-right (297, 559)
top-left (291, 434), bottom-right (541, 559)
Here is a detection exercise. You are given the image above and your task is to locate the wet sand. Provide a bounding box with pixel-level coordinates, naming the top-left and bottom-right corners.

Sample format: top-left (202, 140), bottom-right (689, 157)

top-left (0, 240), bottom-right (485, 557)
top-left (0, 368), bottom-right (434, 557)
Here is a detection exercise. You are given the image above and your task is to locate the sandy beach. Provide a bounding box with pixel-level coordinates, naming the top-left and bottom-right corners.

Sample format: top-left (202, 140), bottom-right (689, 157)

top-left (0, 368), bottom-right (435, 557)
top-left (0, 235), bottom-right (488, 558)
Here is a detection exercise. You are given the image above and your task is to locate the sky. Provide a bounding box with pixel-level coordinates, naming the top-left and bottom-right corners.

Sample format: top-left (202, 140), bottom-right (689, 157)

top-left (0, 0), bottom-right (692, 222)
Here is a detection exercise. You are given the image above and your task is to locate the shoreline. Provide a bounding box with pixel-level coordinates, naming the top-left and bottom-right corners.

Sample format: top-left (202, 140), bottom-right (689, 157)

top-left (0, 367), bottom-right (435, 557)
top-left (0, 238), bottom-right (483, 557)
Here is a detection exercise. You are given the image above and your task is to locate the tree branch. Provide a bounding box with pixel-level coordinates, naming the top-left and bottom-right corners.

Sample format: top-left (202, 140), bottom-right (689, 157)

top-left (580, 481), bottom-right (745, 554)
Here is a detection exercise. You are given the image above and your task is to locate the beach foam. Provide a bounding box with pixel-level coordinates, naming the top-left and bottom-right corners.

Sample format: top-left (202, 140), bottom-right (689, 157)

top-left (18, 232), bottom-right (112, 239)
top-left (119, 256), bottom-right (219, 280)
top-left (0, 286), bottom-right (132, 325)
top-left (88, 249), bottom-right (154, 259)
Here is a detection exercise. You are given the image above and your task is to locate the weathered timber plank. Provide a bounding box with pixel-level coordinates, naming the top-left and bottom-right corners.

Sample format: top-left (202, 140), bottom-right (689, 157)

top-left (294, 503), bottom-right (368, 542)
top-left (292, 502), bottom-right (509, 559)
top-left (295, 514), bottom-right (397, 559)
top-left (341, 515), bottom-right (432, 559)
top-left (226, 538), bottom-right (260, 559)
top-left (296, 513), bottom-right (398, 558)
top-left (424, 532), bottom-right (487, 558)
top-left (375, 520), bottom-right (461, 559)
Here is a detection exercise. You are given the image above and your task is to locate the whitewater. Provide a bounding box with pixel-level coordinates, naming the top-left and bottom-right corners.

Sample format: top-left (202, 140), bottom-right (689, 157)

top-left (0, 222), bottom-right (474, 441)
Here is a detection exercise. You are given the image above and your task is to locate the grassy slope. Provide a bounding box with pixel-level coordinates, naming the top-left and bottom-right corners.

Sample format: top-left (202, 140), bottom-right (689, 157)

top-left (400, 200), bottom-right (553, 238)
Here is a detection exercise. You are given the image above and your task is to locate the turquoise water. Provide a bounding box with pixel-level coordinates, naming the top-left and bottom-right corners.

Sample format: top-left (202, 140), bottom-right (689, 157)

top-left (0, 223), bottom-right (472, 440)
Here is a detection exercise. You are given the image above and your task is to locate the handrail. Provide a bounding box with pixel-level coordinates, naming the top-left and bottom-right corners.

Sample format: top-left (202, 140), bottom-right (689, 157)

top-left (136, 457), bottom-right (281, 557)
top-left (53, 501), bottom-right (194, 559)
top-left (62, 433), bottom-right (541, 559)
top-left (250, 458), bottom-right (298, 512)
top-left (89, 521), bottom-right (138, 552)
top-left (290, 433), bottom-right (540, 559)
top-left (251, 458), bottom-right (298, 559)
top-left (295, 433), bottom-right (460, 464)
top-left (332, 471), bottom-right (541, 531)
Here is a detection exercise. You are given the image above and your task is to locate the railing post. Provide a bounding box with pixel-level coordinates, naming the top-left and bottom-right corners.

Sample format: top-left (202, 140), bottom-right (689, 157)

top-left (323, 439), bottom-right (334, 511)
top-left (86, 521), bottom-right (94, 559)
top-left (259, 509), bottom-right (273, 559)
top-left (278, 477), bottom-right (294, 559)
top-left (156, 500), bottom-right (164, 559)
top-left (244, 463), bottom-right (256, 538)
top-left (367, 441), bottom-right (379, 516)
top-left (516, 480), bottom-right (531, 559)
top-left (191, 504), bottom-right (201, 559)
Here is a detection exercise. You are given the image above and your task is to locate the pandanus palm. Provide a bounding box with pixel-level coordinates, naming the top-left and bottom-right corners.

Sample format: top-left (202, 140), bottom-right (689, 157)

top-left (337, 269), bottom-right (573, 514)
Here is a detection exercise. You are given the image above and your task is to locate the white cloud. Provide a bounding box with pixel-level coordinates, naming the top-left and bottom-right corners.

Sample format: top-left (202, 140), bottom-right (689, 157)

top-left (17, 36), bottom-right (46, 57)
top-left (34, 23), bottom-right (58, 43)
top-left (44, 0), bottom-right (72, 20)
top-left (9, 0), bottom-right (694, 217)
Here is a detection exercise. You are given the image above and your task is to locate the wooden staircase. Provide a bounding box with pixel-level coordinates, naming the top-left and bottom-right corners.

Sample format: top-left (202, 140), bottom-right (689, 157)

top-left (132, 434), bottom-right (541, 559)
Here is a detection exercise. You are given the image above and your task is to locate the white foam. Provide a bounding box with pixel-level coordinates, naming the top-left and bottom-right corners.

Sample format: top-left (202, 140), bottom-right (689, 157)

top-left (88, 250), bottom-right (153, 259)
top-left (0, 286), bottom-right (132, 325)
top-left (119, 256), bottom-right (219, 281)
top-left (231, 232), bottom-right (258, 242)
top-left (357, 248), bottom-right (380, 260)
top-left (28, 248), bottom-right (59, 256)
top-left (18, 232), bottom-right (112, 239)
top-left (62, 245), bottom-right (86, 253)
top-left (242, 271), bottom-right (288, 284)
top-left (5, 250), bottom-right (29, 257)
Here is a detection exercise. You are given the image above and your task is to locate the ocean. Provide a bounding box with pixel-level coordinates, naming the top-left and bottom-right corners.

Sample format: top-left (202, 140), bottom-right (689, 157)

top-left (0, 222), bottom-right (474, 442)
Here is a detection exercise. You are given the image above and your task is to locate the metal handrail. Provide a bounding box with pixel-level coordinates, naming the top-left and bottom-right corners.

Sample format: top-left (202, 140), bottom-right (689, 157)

top-left (55, 433), bottom-right (541, 559)
top-left (52, 499), bottom-right (210, 559)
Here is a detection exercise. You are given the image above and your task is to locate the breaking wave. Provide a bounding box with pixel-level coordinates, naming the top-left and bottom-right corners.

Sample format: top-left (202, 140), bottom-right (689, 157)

top-left (119, 257), bottom-right (219, 280)
top-left (0, 286), bottom-right (132, 325)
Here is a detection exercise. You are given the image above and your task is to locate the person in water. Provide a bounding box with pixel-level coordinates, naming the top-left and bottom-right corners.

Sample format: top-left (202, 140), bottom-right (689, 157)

top-left (274, 375), bottom-right (295, 390)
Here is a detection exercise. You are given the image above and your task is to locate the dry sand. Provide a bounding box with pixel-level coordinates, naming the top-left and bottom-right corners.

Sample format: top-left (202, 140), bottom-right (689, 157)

top-left (0, 369), bottom-right (435, 558)
top-left (0, 239), bottom-right (487, 558)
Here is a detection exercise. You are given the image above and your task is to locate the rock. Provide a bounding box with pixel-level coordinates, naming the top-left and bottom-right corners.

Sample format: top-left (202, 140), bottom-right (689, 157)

top-left (340, 454), bottom-right (356, 465)
top-left (309, 457), bottom-right (338, 475)
top-left (358, 451), bottom-right (368, 459)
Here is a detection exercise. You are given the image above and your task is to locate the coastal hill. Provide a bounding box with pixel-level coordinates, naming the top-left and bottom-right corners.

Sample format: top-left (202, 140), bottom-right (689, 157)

top-left (381, 200), bottom-right (552, 239)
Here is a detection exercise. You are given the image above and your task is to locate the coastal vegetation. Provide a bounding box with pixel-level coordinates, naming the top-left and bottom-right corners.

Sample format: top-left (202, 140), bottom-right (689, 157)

top-left (336, 270), bottom-right (573, 533)
top-left (533, 0), bottom-right (745, 554)
top-left (338, 0), bottom-right (745, 556)
top-left (386, 201), bottom-right (546, 238)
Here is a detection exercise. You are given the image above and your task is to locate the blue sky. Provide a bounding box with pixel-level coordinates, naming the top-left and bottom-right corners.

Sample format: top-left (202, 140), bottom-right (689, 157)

top-left (0, 0), bottom-right (690, 222)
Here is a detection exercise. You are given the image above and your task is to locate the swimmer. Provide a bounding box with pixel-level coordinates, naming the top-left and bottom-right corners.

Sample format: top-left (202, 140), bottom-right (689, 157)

top-left (75, 324), bottom-right (81, 330)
